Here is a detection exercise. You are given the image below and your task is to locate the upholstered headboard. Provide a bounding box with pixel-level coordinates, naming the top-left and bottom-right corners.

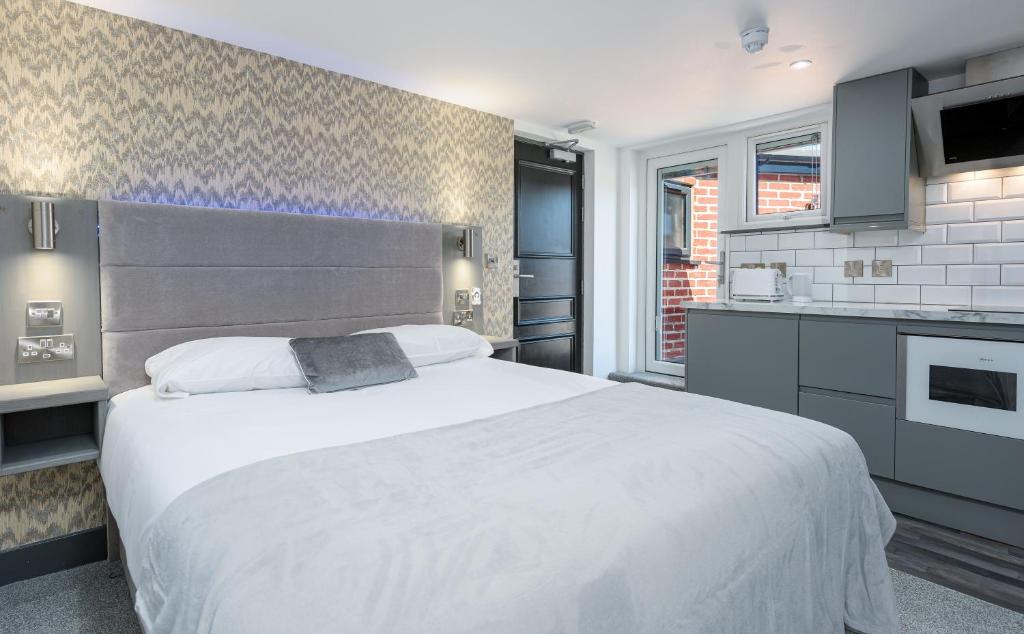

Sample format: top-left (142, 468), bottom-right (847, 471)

top-left (98, 201), bottom-right (443, 395)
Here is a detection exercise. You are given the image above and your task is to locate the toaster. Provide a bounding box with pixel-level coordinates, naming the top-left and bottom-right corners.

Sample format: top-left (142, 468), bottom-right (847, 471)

top-left (731, 268), bottom-right (785, 302)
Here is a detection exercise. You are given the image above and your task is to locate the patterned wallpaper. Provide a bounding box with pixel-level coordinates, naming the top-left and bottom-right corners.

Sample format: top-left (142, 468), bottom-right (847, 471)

top-left (0, 0), bottom-right (514, 551)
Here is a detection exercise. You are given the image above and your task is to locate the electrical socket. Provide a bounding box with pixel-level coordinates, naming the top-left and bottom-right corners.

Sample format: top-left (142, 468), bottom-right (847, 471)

top-left (452, 310), bottom-right (474, 327)
top-left (844, 260), bottom-right (864, 278)
top-left (872, 259), bottom-right (893, 278)
top-left (17, 334), bottom-right (75, 364)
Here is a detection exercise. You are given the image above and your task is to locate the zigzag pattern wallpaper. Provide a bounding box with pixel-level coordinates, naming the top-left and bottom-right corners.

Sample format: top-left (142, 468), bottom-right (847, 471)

top-left (0, 0), bottom-right (514, 551)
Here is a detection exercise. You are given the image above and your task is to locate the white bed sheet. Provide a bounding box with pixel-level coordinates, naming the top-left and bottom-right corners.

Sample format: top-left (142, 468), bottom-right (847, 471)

top-left (100, 357), bottom-right (612, 579)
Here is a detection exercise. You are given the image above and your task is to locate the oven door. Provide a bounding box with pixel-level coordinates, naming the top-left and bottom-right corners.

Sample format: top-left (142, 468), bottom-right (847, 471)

top-left (905, 335), bottom-right (1024, 440)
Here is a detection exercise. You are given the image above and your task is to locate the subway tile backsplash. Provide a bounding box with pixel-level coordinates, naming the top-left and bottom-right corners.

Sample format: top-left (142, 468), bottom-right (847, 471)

top-left (727, 170), bottom-right (1024, 308)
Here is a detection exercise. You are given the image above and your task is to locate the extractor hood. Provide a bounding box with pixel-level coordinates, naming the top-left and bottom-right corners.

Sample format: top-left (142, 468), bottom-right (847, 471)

top-left (912, 48), bottom-right (1024, 177)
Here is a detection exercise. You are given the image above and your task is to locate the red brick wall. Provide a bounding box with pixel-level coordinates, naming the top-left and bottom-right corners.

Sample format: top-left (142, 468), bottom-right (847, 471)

top-left (660, 177), bottom-right (719, 363)
top-left (756, 174), bottom-right (819, 215)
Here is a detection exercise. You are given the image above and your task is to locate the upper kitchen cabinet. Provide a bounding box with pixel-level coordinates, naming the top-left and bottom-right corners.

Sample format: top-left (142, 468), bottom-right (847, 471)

top-left (830, 68), bottom-right (928, 231)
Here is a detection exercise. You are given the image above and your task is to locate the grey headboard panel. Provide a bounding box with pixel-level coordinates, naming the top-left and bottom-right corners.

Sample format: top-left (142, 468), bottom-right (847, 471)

top-left (99, 201), bottom-right (443, 395)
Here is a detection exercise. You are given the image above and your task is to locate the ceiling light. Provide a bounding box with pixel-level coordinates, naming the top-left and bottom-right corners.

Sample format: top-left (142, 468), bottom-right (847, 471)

top-left (789, 59), bottom-right (813, 70)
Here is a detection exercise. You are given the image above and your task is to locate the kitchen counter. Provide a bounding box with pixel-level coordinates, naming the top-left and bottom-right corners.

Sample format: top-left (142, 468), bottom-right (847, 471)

top-left (682, 301), bottom-right (1024, 326)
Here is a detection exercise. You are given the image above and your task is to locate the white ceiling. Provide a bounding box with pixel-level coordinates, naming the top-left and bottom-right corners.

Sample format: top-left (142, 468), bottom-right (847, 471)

top-left (74, 0), bottom-right (1024, 146)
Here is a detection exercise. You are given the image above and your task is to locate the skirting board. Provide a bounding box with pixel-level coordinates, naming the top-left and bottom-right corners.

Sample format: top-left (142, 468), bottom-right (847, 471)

top-left (0, 526), bottom-right (107, 587)
top-left (874, 477), bottom-right (1024, 549)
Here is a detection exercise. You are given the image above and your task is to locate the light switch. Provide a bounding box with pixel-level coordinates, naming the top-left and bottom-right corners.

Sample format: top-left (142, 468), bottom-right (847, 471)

top-left (454, 289), bottom-right (471, 309)
top-left (26, 300), bottom-right (63, 327)
top-left (452, 310), bottom-right (474, 327)
top-left (17, 334), bottom-right (74, 364)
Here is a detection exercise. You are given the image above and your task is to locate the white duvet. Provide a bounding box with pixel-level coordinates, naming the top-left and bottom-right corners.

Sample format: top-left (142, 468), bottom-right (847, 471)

top-left (101, 357), bottom-right (611, 580)
top-left (101, 359), bottom-right (896, 633)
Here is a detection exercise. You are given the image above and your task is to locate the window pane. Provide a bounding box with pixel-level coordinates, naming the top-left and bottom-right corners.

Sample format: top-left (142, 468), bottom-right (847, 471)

top-left (755, 132), bottom-right (821, 215)
top-left (656, 159), bottom-right (719, 365)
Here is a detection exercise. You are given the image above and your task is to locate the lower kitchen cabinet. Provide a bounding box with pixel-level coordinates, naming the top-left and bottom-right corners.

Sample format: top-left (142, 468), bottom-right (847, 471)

top-left (895, 420), bottom-right (1024, 512)
top-left (686, 311), bottom-right (798, 414)
top-left (798, 390), bottom-right (895, 478)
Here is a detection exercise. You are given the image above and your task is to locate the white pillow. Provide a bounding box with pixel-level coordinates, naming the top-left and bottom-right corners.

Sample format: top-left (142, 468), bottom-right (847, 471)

top-left (354, 325), bottom-right (492, 367)
top-left (145, 337), bottom-right (306, 399)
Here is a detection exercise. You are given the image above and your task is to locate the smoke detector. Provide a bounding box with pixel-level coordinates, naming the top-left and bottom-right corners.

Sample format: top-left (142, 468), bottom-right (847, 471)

top-left (740, 26), bottom-right (770, 54)
top-left (566, 120), bottom-right (597, 135)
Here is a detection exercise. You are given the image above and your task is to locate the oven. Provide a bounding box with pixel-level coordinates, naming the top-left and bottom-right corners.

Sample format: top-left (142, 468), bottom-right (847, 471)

top-left (903, 335), bottom-right (1023, 440)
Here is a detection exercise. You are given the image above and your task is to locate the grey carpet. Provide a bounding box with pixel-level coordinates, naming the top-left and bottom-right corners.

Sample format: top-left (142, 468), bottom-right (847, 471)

top-left (1, 563), bottom-right (1022, 633)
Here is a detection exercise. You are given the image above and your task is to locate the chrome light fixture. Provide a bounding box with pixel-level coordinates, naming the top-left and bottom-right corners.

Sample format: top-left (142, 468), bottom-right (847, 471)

top-left (28, 201), bottom-right (58, 250)
top-left (457, 227), bottom-right (475, 258)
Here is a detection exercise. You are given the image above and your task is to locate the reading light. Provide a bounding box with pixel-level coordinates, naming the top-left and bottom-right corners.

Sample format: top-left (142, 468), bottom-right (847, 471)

top-left (789, 59), bottom-right (813, 70)
top-left (457, 227), bottom-right (475, 258)
top-left (28, 201), bottom-right (58, 250)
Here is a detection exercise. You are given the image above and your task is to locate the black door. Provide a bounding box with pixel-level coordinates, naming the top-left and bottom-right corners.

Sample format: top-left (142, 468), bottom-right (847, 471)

top-left (513, 139), bottom-right (583, 373)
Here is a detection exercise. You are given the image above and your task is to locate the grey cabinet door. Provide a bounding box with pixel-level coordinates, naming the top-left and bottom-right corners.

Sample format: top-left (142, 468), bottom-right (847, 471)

top-left (799, 319), bottom-right (896, 398)
top-left (831, 69), bottom-right (919, 226)
top-left (799, 391), bottom-right (895, 478)
top-left (686, 311), bottom-right (798, 414)
top-left (895, 420), bottom-right (1024, 512)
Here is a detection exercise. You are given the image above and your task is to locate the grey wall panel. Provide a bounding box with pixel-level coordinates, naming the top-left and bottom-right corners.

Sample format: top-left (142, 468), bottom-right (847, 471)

top-left (799, 390), bottom-right (895, 478)
top-left (799, 319), bottom-right (896, 398)
top-left (895, 419), bottom-right (1024, 512)
top-left (440, 225), bottom-right (484, 333)
top-left (98, 201), bottom-right (441, 269)
top-left (686, 311), bottom-right (799, 414)
top-left (0, 196), bottom-right (101, 385)
top-left (101, 267), bottom-right (442, 332)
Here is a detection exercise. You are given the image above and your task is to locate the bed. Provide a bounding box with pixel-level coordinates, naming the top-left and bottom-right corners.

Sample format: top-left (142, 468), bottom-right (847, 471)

top-left (97, 201), bottom-right (898, 633)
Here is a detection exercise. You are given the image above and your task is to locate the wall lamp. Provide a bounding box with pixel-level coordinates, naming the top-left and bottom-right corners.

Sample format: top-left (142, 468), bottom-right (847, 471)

top-left (457, 227), bottom-right (475, 258)
top-left (28, 201), bottom-right (59, 250)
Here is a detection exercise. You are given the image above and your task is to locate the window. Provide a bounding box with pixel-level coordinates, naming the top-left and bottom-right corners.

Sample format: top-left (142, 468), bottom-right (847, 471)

top-left (745, 123), bottom-right (828, 226)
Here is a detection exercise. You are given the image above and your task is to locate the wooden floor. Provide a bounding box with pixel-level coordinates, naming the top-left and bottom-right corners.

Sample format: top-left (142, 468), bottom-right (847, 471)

top-left (887, 514), bottom-right (1024, 613)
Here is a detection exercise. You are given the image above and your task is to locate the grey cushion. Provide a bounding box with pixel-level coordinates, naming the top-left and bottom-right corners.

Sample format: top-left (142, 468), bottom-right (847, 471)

top-left (289, 333), bottom-right (418, 393)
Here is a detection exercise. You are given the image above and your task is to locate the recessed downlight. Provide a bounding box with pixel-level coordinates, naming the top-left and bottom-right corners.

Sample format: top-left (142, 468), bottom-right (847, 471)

top-left (789, 59), bottom-right (813, 70)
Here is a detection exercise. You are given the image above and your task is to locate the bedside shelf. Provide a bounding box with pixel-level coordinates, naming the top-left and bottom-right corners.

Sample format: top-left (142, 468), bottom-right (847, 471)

top-left (0, 434), bottom-right (99, 476)
top-left (0, 376), bottom-right (108, 476)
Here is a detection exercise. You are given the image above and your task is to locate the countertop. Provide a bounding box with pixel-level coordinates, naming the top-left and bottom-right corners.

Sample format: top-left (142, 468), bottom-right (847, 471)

top-left (682, 301), bottom-right (1024, 326)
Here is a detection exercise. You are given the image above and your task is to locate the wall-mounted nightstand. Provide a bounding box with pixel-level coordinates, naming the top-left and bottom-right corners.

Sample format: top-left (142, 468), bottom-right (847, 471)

top-left (0, 376), bottom-right (108, 476)
top-left (484, 336), bottom-right (519, 363)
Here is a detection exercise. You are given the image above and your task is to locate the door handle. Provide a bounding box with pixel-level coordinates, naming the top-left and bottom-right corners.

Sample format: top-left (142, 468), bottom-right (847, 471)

top-left (516, 274), bottom-right (535, 279)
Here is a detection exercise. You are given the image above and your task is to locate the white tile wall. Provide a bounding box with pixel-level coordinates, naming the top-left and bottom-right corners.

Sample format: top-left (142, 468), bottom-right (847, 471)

top-left (974, 198), bottom-right (1024, 221)
top-left (1001, 265), bottom-right (1024, 285)
top-left (1005, 175), bottom-right (1024, 198)
top-left (946, 265), bottom-right (1000, 286)
top-left (896, 265), bottom-right (945, 285)
top-left (925, 202), bottom-right (973, 224)
top-left (948, 178), bottom-right (1002, 202)
top-left (726, 171), bottom-right (1024, 309)
top-left (778, 231), bottom-right (815, 250)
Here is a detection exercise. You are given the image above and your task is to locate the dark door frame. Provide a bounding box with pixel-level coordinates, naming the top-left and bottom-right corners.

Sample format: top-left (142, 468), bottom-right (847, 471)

top-left (513, 137), bottom-right (585, 373)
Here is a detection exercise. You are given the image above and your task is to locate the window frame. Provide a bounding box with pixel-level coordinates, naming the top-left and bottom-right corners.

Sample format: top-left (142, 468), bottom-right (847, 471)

top-left (743, 121), bottom-right (830, 228)
top-left (658, 170), bottom-right (693, 262)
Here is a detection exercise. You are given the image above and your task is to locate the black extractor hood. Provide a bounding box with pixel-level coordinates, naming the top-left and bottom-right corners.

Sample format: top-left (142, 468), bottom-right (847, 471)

top-left (913, 48), bottom-right (1024, 177)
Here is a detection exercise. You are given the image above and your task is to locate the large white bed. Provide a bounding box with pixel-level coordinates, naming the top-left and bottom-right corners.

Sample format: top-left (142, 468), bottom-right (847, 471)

top-left (96, 201), bottom-right (897, 633)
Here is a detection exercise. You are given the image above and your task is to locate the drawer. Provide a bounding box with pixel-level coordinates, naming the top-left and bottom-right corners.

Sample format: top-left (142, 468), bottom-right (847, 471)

top-left (895, 419), bottom-right (1024, 511)
top-left (799, 319), bottom-right (896, 398)
top-left (799, 391), bottom-right (894, 478)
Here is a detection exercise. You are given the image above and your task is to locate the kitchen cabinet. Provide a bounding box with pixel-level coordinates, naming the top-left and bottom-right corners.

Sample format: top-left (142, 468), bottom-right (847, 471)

top-left (830, 68), bottom-right (927, 231)
top-left (798, 390), bottom-right (895, 478)
top-left (685, 311), bottom-right (798, 414)
top-left (799, 318), bottom-right (896, 398)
